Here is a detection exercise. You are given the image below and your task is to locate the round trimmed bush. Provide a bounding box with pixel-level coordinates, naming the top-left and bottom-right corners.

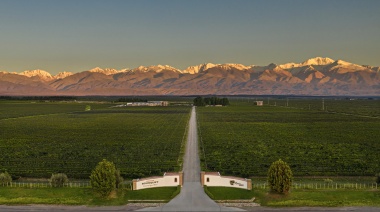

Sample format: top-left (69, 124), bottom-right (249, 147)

top-left (0, 172), bottom-right (12, 185)
top-left (50, 173), bottom-right (69, 187)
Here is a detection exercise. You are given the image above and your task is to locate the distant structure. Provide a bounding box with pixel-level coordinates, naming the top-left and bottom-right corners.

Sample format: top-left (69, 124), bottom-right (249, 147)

top-left (113, 101), bottom-right (169, 107)
top-left (254, 101), bottom-right (263, 106)
top-left (127, 101), bottom-right (169, 106)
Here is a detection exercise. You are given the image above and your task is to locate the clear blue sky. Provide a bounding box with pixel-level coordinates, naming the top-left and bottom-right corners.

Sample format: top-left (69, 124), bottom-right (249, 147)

top-left (0, 0), bottom-right (379, 74)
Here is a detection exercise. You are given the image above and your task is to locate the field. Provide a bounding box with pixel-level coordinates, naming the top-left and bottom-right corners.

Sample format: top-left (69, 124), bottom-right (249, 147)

top-left (0, 101), bottom-right (191, 179)
top-left (197, 98), bottom-right (380, 177)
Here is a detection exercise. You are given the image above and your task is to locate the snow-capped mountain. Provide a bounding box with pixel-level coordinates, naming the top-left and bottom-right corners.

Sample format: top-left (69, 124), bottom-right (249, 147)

top-left (54, 72), bottom-right (74, 79)
top-left (20, 69), bottom-right (54, 81)
top-left (0, 57), bottom-right (379, 96)
top-left (183, 63), bottom-right (217, 74)
top-left (301, 57), bottom-right (335, 66)
top-left (88, 67), bottom-right (128, 75)
top-left (131, 65), bottom-right (180, 73)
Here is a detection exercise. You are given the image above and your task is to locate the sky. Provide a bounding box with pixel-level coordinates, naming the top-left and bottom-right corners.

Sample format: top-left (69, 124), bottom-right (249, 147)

top-left (0, 0), bottom-right (379, 74)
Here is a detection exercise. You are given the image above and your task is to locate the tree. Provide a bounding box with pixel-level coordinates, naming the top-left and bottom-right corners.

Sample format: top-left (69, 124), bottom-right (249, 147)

top-left (376, 173), bottom-right (380, 184)
top-left (115, 169), bottom-right (124, 189)
top-left (194, 96), bottom-right (230, 106)
top-left (267, 159), bottom-right (293, 194)
top-left (221, 98), bottom-right (230, 106)
top-left (90, 159), bottom-right (116, 197)
top-left (0, 172), bottom-right (12, 185)
top-left (193, 96), bottom-right (205, 106)
top-left (50, 173), bottom-right (68, 187)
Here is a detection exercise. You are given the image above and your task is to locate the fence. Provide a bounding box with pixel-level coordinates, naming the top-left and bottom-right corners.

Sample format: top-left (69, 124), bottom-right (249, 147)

top-left (1, 182), bottom-right (91, 188)
top-left (253, 182), bottom-right (378, 190)
top-left (1, 181), bottom-right (133, 189)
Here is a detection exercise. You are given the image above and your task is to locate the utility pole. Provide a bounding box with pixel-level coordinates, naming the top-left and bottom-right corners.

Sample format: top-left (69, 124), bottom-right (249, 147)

top-left (286, 98), bottom-right (289, 107)
top-left (267, 97), bottom-right (269, 105)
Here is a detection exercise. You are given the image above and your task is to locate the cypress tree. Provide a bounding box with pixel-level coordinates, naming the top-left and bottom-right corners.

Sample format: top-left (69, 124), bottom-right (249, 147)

top-left (267, 159), bottom-right (293, 193)
top-left (90, 159), bottom-right (117, 197)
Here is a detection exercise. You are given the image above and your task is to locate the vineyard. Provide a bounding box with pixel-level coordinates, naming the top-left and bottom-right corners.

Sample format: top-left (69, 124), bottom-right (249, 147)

top-left (0, 101), bottom-right (191, 179)
top-left (0, 101), bottom-right (113, 120)
top-left (197, 99), bottom-right (380, 177)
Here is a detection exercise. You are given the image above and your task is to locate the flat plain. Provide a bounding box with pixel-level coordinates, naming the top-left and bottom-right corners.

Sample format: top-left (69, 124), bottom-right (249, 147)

top-left (0, 101), bottom-right (191, 179)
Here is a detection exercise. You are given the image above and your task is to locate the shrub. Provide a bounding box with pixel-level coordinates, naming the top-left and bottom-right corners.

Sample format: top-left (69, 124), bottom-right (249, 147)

top-left (90, 159), bottom-right (116, 197)
top-left (267, 159), bottom-right (293, 194)
top-left (50, 173), bottom-right (68, 187)
top-left (0, 172), bottom-right (12, 185)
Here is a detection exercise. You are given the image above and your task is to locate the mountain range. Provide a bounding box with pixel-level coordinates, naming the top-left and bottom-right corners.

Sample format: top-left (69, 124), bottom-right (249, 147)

top-left (1, 57), bottom-right (379, 96)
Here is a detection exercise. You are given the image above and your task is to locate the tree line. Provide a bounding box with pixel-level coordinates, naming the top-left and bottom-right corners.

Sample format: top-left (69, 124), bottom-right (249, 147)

top-left (193, 96), bottom-right (230, 106)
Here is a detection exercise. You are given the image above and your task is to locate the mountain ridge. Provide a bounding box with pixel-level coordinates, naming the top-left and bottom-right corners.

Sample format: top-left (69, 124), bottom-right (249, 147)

top-left (1, 57), bottom-right (379, 96)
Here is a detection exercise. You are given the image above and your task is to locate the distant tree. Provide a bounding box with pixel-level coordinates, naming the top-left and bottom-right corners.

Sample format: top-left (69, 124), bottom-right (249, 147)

top-left (90, 159), bottom-right (116, 197)
top-left (193, 96), bottom-right (206, 106)
top-left (115, 169), bottom-right (124, 189)
top-left (221, 98), bottom-right (230, 106)
top-left (50, 173), bottom-right (69, 187)
top-left (194, 96), bottom-right (230, 106)
top-left (0, 172), bottom-right (12, 185)
top-left (267, 159), bottom-right (293, 194)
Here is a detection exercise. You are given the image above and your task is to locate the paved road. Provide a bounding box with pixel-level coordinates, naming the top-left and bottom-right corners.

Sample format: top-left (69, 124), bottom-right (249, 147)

top-left (139, 106), bottom-right (242, 211)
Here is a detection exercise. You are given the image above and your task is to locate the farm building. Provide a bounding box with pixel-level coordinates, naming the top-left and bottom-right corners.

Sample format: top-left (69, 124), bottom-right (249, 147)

top-left (254, 101), bottom-right (263, 106)
top-left (126, 101), bottom-right (169, 106)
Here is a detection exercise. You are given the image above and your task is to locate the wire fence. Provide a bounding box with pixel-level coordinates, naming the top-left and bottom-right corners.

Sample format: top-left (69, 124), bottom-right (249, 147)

top-left (1, 181), bottom-right (134, 189)
top-left (253, 182), bottom-right (378, 190)
top-left (1, 182), bottom-right (91, 188)
top-left (1, 181), bottom-right (378, 190)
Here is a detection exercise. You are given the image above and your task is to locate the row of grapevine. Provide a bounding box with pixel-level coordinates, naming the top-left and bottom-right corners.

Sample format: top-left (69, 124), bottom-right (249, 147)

top-left (197, 104), bottom-right (380, 177)
top-left (0, 105), bottom-right (191, 179)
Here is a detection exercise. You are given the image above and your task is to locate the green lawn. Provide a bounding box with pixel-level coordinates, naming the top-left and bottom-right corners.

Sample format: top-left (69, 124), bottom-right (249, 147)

top-left (205, 186), bottom-right (380, 207)
top-left (261, 189), bottom-right (380, 207)
top-left (0, 187), bottom-right (179, 205)
top-left (204, 186), bottom-right (256, 200)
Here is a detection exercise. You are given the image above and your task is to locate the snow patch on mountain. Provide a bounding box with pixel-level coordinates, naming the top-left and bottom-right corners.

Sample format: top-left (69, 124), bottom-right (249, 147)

top-left (20, 69), bottom-right (53, 81)
top-left (183, 63), bottom-right (217, 74)
top-left (54, 72), bottom-right (74, 79)
top-left (330, 60), bottom-right (367, 73)
top-left (217, 63), bottom-right (249, 70)
top-left (132, 65), bottom-right (181, 73)
top-left (88, 67), bottom-right (128, 75)
top-left (301, 57), bottom-right (335, 66)
top-left (279, 62), bottom-right (298, 69)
